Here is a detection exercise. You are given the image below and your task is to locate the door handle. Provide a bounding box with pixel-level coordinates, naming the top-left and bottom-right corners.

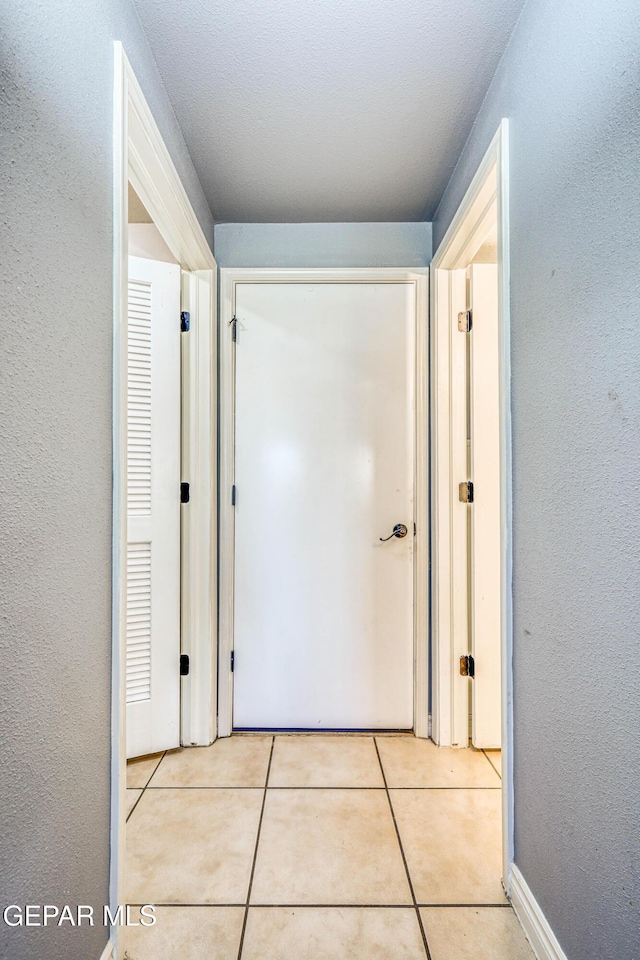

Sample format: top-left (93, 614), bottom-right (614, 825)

top-left (380, 523), bottom-right (408, 541)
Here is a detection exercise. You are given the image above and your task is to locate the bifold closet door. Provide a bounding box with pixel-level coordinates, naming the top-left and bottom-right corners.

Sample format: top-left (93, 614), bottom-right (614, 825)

top-left (126, 255), bottom-right (181, 758)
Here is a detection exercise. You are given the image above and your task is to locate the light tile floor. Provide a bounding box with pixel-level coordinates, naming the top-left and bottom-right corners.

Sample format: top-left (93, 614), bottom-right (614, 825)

top-left (124, 735), bottom-right (535, 960)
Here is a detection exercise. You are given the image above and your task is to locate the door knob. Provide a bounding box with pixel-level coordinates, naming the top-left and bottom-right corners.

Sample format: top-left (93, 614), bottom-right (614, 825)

top-left (380, 523), bottom-right (408, 542)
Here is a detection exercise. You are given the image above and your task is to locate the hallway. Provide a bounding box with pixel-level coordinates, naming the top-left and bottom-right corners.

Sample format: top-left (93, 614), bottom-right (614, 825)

top-left (124, 735), bottom-right (532, 959)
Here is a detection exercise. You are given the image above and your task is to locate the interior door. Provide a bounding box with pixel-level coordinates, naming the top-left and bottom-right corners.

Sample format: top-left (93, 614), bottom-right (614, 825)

top-left (232, 281), bottom-right (415, 730)
top-left (126, 255), bottom-right (181, 758)
top-left (468, 263), bottom-right (502, 748)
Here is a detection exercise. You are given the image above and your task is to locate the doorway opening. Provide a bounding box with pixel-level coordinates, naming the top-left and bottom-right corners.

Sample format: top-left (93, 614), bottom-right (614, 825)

top-left (430, 120), bottom-right (513, 887)
top-left (125, 185), bottom-right (182, 760)
top-left (111, 43), bottom-right (217, 952)
top-left (218, 269), bottom-right (429, 738)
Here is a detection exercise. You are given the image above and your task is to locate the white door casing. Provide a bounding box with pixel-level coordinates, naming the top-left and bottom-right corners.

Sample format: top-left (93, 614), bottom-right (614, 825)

top-left (430, 120), bottom-right (512, 886)
top-left (179, 268), bottom-right (217, 747)
top-left (126, 255), bottom-right (181, 758)
top-left (451, 270), bottom-right (472, 747)
top-left (469, 263), bottom-right (502, 748)
top-left (231, 281), bottom-right (416, 730)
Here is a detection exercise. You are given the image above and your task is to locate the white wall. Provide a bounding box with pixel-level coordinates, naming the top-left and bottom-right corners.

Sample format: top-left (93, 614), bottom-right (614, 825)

top-left (214, 222), bottom-right (432, 267)
top-left (129, 223), bottom-right (179, 263)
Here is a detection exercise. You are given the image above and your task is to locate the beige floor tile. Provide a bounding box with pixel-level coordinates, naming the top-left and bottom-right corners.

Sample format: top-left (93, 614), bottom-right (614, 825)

top-left (122, 906), bottom-right (244, 960)
top-left (126, 789), bottom-right (142, 818)
top-left (269, 736), bottom-right (384, 788)
top-left (251, 789), bottom-right (411, 905)
top-left (484, 750), bottom-right (502, 778)
top-left (126, 788), bottom-right (263, 904)
top-left (391, 790), bottom-right (505, 904)
top-left (150, 736), bottom-right (272, 788)
top-left (127, 753), bottom-right (163, 788)
top-left (241, 907), bottom-right (426, 960)
top-left (376, 737), bottom-right (500, 788)
top-left (421, 906), bottom-right (535, 959)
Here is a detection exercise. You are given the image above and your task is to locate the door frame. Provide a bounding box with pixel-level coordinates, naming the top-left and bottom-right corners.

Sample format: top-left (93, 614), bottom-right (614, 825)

top-left (218, 267), bottom-right (429, 738)
top-left (430, 120), bottom-right (513, 885)
top-left (111, 42), bottom-right (217, 948)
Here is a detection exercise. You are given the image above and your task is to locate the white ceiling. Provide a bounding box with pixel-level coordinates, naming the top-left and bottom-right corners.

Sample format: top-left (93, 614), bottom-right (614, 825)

top-left (134, 0), bottom-right (525, 223)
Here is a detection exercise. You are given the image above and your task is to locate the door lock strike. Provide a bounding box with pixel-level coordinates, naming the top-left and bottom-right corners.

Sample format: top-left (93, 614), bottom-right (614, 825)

top-left (460, 654), bottom-right (475, 678)
top-left (459, 481), bottom-right (474, 504)
top-left (458, 309), bottom-right (473, 333)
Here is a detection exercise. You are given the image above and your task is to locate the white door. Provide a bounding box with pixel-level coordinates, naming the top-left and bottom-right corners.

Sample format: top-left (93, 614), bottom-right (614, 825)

top-left (126, 256), bottom-right (181, 758)
top-left (232, 282), bottom-right (415, 730)
top-left (468, 264), bottom-right (502, 748)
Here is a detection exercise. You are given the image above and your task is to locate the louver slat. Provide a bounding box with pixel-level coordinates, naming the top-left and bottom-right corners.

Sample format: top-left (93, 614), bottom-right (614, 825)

top-left (127, 280), bottom-right (151, 516)
top-left (126, 543), bottom-right (151, 703)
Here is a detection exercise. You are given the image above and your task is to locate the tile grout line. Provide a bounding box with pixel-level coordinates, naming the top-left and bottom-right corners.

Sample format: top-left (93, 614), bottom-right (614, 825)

top-left (417, 902), bottom-right (512, 908)
top-left (373, 738), bottom-right (433, 960)
top-left (236, 735), bottom-right (275, 960)
top-left (144, 751), bottom-right (166, 787)
top-left (127, 900), bottom-right (512, 908)
top-left (126, 751), bottom-right (166, 823)
top-left (139, 785), bottom-right (501, 791)
top-left (482, 749), bottom-right (502, 780)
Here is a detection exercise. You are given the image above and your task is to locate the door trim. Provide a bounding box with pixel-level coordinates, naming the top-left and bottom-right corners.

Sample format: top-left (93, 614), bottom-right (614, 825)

top-left (218, 268), bottom-right (429, 738)
top-left (112, 42), bottom-right (217, 949)
top-left (430, 120), bottom-right (513, 885)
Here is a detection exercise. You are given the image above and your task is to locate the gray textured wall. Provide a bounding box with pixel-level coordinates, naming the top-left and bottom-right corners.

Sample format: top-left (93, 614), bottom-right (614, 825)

top-left (0, 3), bottom-right (212, 958)
top-left (433, 2), bottom-right (640, 957)
top-left (214, 222), bottom-right (432, 267)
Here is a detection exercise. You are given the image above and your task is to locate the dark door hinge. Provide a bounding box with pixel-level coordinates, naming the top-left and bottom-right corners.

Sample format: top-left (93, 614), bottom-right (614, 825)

top-left (230, 651), bottom-right (235, 672)
top-left (180, 654), bottom-right (190, 676)
top-left (230, 316), bottom-right (238, 342)
top-left (458, 309), bottom-right (472, 333)
top-left (231, 484), bottom-right (236, 506)
top-left (460, 654), bottom-right (475, 678)
top-left (181, 482), bottom-right (190, 503)
top-left (181, 311), bottom-right (190, 332)
top-left (459, 480), bottom-right (474, 504)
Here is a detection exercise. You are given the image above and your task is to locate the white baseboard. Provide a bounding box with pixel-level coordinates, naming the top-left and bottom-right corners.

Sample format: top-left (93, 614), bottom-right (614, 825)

top-left (99, 939), bottom-right (115, 960)
top-left (510, 864), bottom-right (568, 960)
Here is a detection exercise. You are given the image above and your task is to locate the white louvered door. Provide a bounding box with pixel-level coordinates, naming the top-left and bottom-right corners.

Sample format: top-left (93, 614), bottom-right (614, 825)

top-left (126, 256), bottom-right (181, 758)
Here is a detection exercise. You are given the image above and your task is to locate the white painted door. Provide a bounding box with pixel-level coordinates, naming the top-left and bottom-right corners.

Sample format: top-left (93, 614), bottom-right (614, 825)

top-left (233, 282), bottom-right (415, 729)
top-left (468, 264), bottom-right (502, 748)
top-left (126, 256), bottom-right (181, 758)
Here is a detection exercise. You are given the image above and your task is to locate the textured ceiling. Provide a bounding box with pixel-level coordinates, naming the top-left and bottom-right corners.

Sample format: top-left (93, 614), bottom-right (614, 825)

top-left (133, 0), bottom-right (526, 222)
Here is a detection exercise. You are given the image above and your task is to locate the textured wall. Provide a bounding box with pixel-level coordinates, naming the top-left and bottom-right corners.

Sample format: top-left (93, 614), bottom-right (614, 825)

top-left (214, 222), bottom-right (432, 267)
top-left (433, 2), bottom-right (640, 958)
top-left (0, 3), bottom-right (212, 958)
